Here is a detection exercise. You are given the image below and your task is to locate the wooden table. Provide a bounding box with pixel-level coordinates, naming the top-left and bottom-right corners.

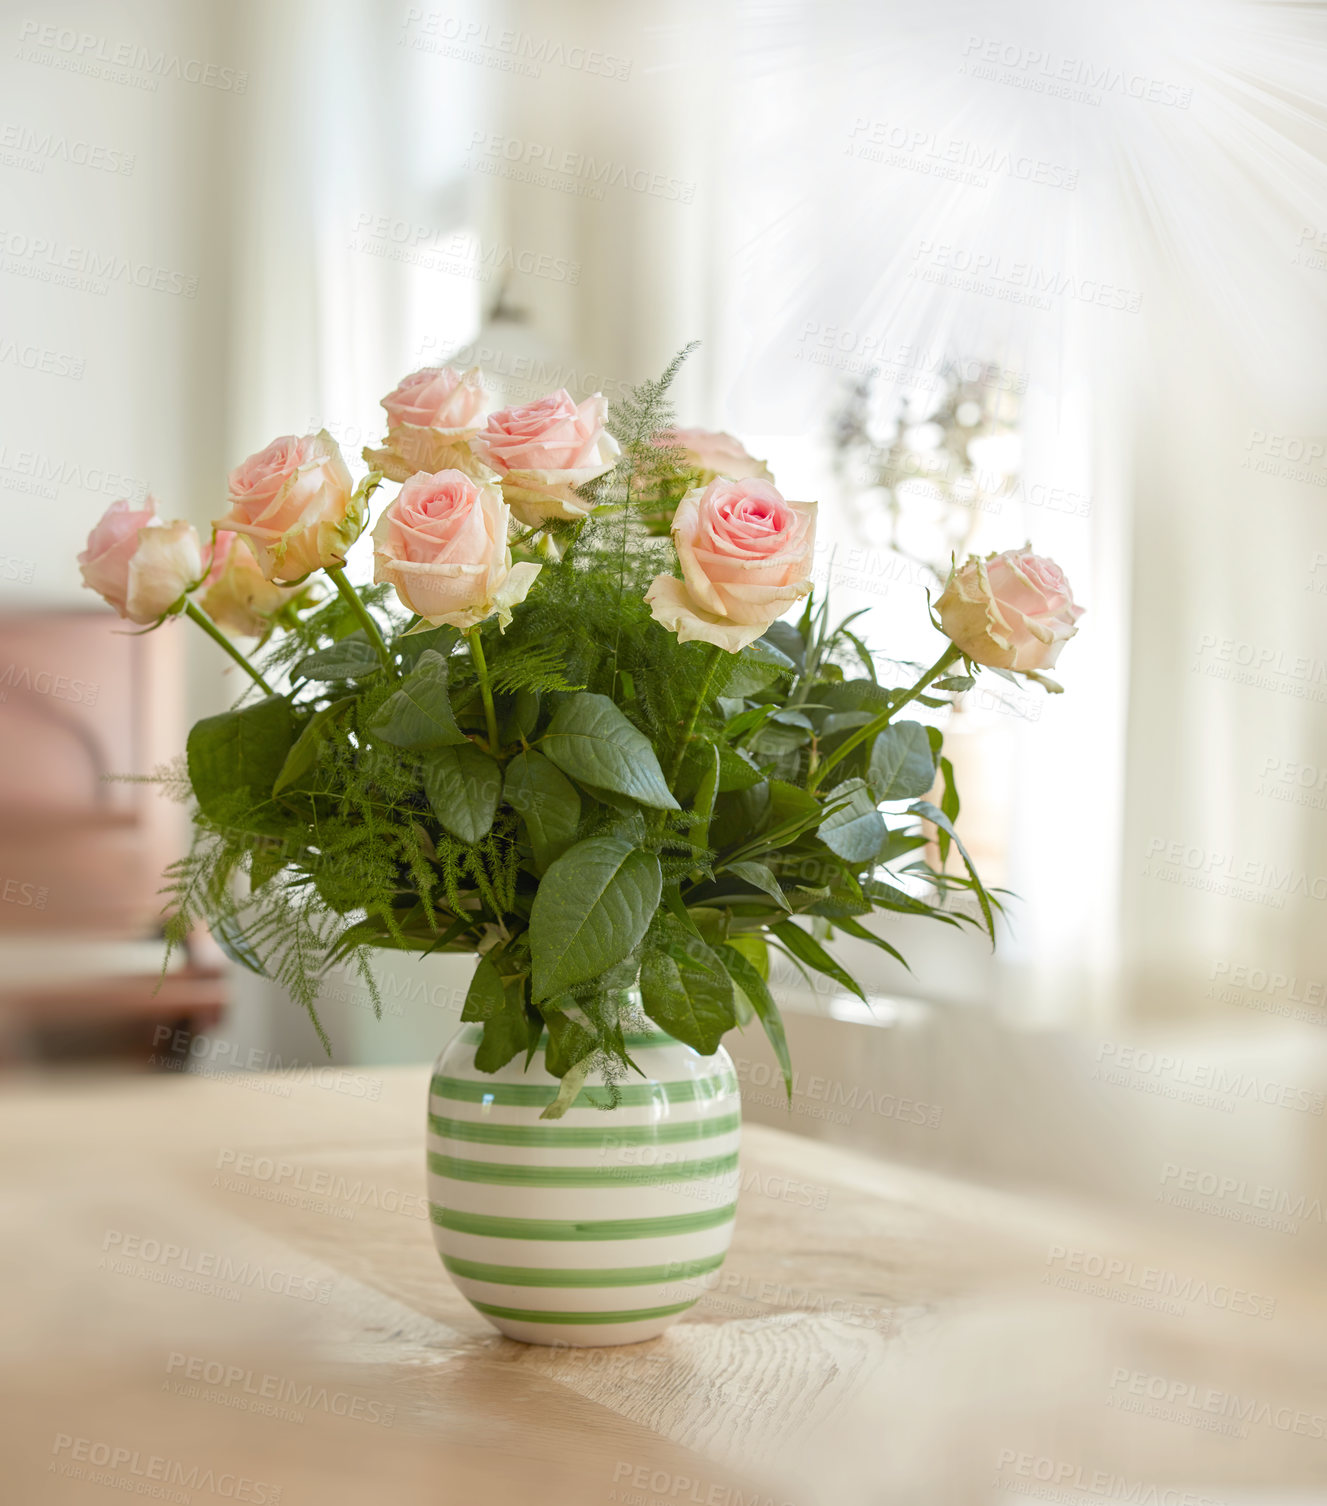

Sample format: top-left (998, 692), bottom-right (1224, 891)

top-left (3, 1065), bottom-right (1325, 1505)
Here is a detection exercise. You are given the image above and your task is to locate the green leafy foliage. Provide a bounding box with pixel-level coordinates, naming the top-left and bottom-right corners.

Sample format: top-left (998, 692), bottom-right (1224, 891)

top-left (161, 350), bottom-right (1002, 1081)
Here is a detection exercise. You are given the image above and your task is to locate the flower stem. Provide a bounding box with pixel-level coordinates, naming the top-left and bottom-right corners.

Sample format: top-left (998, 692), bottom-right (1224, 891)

top-left (807, 642), bottom-right (961, 793)
top-left (467, 627), bottom-right (501, 754)
top-left (326, 566), bottom-right (396, 678)
top-left (184, 600), bottom-right (276, 696)
top-left (667, 643), bottom-right (727, 789)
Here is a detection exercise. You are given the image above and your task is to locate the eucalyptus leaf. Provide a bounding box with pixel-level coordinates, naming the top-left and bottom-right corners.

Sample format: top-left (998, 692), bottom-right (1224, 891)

top-left (725, 860), bottom-right (792, 911)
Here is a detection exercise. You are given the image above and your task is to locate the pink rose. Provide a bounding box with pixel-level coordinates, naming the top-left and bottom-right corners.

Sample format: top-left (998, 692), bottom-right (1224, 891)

top-left (365, 366), bottom-right (490, 483)
top-left (645, 479), bottom-right (817, 652)
top-left (199, 531), bottom-right (303, 638)
top-left (372, 469), bottom-right (541, 631)
top-left (78, 497), bottom-right (203, 625)
top-left (936, 548), bottom-right (1084, 678)
top-left (215, 430), bottom-right (360, 582)
top-left (469, 389), bottom-right (620, 525)
top-left (659, 428), bottom-right (774, 485)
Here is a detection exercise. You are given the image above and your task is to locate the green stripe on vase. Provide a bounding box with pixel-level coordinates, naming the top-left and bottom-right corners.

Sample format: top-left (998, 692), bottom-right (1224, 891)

top-left (458, 1024), bottom-right (670, 1051)
top-left (429, 1201), bottom-right (737, 1241)
top-left (440, 1252), bottom-right (725, 1288)
top-left (469, 1298), bottom-right (699, 1325)
top-left (428, 1150), bottom-right (739, 1187)
top-left (429, 1073), bottom-right (737, 1108)
top-left (427, 1111), bottom-right (740, 1148)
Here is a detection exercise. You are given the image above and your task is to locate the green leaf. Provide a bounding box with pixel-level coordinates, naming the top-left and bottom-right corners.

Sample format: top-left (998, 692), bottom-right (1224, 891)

top-left (291, 633), bottom-right (381, 682)
top-left (937, 754), bottom-right (960, 864)
top-left (540, 693), bottom-right (679, 810)
top-left (369, 650), bottom-right (467, 750)
top-left (867, 721), bottom-right (936, 802)
top-left (187, 696), bottom-right (294, 828)
top-left (688, 742), bottom-right (721, 858)
top-left (639, 920), bottom-right (735, 1054)
top-left (934, 675), bottom-right (975, 692)
top-left (715, 742), bottom-right (764, 792)
top-left (910, 800), bottom-right (995, 943)
top-left (725, 931), bottom-right (769, 979)
top-left (719, 942), bottom-right (791, 1097)
top-left (502, 687), bottom-right (540, 744)
top-left (528, 837), bottom-right (662, 1002)
top-left (877, 829), bottom-right (930, 866)
top-left (273, 697), bottom-right (352, 795)
top-left (462, 955), bottom-right (533, 1072)
top-left (761, 621), bottom-right (805, 675)
top-left (725, 860), bottom-right (791, 911)
top-left (422, 742), bottom-right (502, 844)
top-left (771, 920), bottom-right (866, 1002)
top-left (503, 750), bottom-right (582, 874)
top-left (828, 913), bottom-right (910, 971)
top-left (818, 778), bottom-right (887, 863)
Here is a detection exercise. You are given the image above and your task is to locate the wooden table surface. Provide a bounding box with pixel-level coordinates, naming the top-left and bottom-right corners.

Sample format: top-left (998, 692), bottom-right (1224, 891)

top-left (3, 1063), bottom-right (1325, 1505)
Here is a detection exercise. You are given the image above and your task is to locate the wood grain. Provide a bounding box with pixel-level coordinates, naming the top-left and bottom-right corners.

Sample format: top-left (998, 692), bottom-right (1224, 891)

top-left (2, 1064), bottom-right (1324, 1505)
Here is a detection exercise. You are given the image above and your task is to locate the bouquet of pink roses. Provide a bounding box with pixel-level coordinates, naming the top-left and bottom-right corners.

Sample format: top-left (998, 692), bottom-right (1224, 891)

top-left (78, 348), bottom-right (1083, 1098)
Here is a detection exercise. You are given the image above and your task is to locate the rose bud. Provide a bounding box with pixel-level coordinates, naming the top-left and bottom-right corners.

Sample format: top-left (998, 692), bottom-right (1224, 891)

top-left (372, 468), bottom-right (541, 631)
top-left (215, 431), bottom-right (360, 582)
top-left (936, 548), bottom-right (1084, 679)
top-left (199, 531), bottom-right (304, 638)
top-left (363, 365), bottom-right (489, 483)
top-left (657, 427), bottom-right (774, 485)
top-left (469, 389), bottom-right (620, 526)
top-left (645, 478), bottom-right (817, 652)
top-left (78, 497), bottom-right (203, 625)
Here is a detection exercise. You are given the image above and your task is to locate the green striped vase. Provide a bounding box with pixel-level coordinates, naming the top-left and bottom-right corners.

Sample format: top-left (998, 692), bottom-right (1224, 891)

top-left (428, 1014), bottom-right (740, 1346)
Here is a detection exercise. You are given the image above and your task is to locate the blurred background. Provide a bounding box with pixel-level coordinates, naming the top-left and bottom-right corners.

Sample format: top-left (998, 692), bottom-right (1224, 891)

top-left (3, 0), bottom-right (1327, 1253)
